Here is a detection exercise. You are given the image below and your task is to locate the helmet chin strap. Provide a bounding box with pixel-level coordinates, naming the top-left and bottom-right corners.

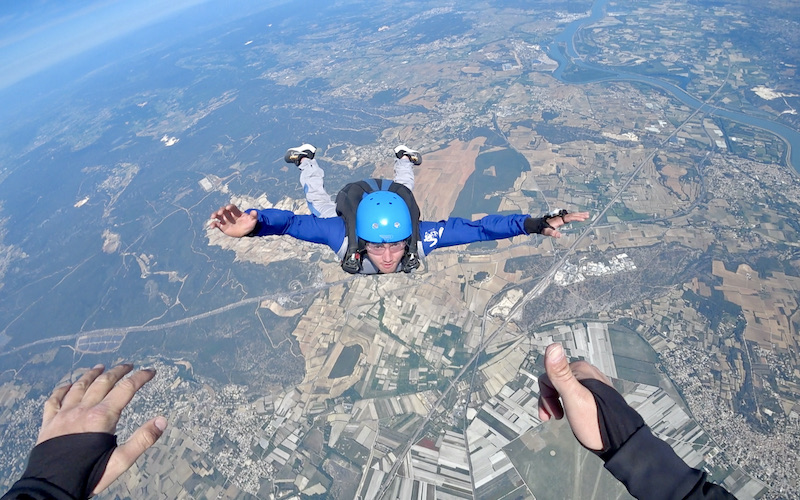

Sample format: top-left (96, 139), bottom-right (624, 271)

top-left (401, 240), bottom-right (420, 273)
top-left (341, 247), bottom-right (364, 274)
top-left (402, 252), bottom-right (420, 273)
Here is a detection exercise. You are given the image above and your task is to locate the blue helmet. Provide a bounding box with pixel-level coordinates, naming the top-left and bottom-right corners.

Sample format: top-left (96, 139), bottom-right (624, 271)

top-left (356, 191), bottom-right (412, 243)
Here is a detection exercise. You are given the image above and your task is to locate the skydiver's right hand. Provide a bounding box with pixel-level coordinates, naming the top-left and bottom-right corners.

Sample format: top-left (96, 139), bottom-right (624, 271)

top-left (209, 204), bottom-right (258, 237)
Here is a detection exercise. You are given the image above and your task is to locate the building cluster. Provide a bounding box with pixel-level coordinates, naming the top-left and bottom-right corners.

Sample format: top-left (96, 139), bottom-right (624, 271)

top-left (554, 253), bottom-right (637, 286)
top-left (616, 280), bottom-right (799, 495)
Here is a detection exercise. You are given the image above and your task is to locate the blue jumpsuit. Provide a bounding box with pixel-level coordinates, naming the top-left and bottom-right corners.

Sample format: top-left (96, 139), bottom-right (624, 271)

top-left (246, 209), bottom-right (533, 274)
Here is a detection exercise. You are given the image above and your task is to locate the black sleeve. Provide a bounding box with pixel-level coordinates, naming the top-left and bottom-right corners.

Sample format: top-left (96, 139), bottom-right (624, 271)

top-left (580, 379), bottom-right (736, 500)
top-left (2, 433), bottom-right (117, 500)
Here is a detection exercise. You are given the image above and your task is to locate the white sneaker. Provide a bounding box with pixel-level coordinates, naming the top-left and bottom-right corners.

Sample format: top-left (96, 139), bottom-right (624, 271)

top-left (394, 144), bottom-right (421, 165)
top-left (284, 144), bottom-right (316, 166)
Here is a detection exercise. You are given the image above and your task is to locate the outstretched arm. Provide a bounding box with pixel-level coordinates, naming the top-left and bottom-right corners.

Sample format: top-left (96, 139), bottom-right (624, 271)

top-left (210, 205), bottom-right (347, 254)
top-left (420, 210), bottom-right (590, 254)
top-left (537, 344), bottom-right (736, 500)
top-left (2, 364), bottom-right (166, 500)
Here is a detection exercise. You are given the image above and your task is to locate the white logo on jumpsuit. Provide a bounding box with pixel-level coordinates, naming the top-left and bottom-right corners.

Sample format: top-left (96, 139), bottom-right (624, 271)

top-left (423, 227), bottom-right (444, 247)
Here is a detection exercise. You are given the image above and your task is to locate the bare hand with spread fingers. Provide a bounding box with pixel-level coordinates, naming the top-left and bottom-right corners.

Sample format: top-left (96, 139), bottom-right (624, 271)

top-left (209, 204), bottom-right (258, 237)
top-left (3, 363), bottom-right (167, 499)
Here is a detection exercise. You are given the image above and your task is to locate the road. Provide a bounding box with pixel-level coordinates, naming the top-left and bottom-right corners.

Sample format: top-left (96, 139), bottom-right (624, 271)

top-left (0, 274), bottom-right (357, 358)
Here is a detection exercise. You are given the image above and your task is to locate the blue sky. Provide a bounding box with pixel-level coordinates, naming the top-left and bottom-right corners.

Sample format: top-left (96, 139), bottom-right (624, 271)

top-left (0, 0), bottom-right (215, 91)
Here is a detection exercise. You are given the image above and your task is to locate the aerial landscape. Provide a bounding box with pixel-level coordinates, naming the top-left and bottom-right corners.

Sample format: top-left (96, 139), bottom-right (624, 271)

top-left (0, 0), bottom-right (799, 498)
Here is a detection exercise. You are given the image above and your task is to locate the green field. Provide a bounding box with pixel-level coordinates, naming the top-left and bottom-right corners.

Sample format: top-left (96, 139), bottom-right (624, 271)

top-left (505, 420), bottom-right (633, 500)
top-left (608, 323), bottom-right (661, 386)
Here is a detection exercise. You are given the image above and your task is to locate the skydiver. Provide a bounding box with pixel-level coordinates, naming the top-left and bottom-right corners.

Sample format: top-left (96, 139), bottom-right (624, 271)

top-left (538, 343), bottom-right (735, 499)
top-left (209, 144), bottom-right (590, 274)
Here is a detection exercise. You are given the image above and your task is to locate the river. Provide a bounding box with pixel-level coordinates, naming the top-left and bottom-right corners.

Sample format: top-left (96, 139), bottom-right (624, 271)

top-left (546, 0), bottom-right (800, 174)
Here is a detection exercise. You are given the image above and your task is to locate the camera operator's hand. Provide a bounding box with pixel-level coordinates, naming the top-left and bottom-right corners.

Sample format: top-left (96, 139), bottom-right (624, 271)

top-left (537, 343), bottom-right (611, 451)
top-left (36, 363), bottom-right (167, 495)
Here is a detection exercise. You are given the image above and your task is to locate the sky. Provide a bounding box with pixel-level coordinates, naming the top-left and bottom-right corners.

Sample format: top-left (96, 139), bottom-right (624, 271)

top-left (0, 0), bottom-right (216, 91)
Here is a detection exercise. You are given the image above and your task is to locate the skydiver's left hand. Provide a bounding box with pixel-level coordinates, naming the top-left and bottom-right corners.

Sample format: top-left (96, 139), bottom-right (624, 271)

top-left (543, 211), bottom-right (590, 238)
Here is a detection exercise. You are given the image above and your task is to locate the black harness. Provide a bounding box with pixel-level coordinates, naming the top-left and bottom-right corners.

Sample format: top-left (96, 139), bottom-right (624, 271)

top-left (335, 179), bottom-right (421, 274)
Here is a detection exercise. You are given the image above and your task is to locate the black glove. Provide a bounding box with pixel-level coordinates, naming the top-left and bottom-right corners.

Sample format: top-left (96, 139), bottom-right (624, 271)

top-left (524, 216), bottom-right (549, 235)
top-left (579, 379), bottom-right (645, 461)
